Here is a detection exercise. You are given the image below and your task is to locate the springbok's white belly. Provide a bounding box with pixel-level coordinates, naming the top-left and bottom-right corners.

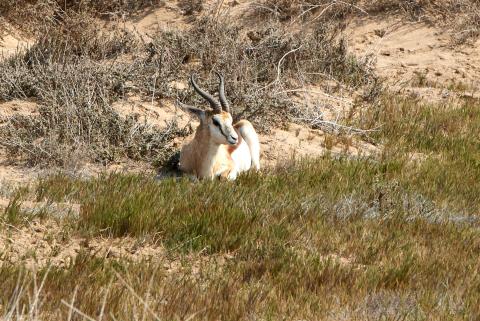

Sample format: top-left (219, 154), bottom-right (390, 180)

top-left (231, 140), bottom-right (252, 173)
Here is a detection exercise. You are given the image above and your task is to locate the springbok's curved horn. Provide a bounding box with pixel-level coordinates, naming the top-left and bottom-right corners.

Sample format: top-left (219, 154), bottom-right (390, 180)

top-left (190, 75), bottom-right (221, 112)
top-left (216, 72), bottom-right (230, 113)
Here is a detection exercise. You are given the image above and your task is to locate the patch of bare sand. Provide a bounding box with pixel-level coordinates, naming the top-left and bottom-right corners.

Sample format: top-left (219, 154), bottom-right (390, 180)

top-left (0, 99), bottom-right (38, 127)
top-left (260, 124), bottom-right (380, 168)
top-left (0, 218), bottom-right (234, 273)
top-left (123, 0), bottom-right (253, 37)
top-left (0, 100), bottom-right (38, 119)
top-left (346, 17), bottom-right (480, 102)
top-left (0, 34), bottom-right (30, 57)
top-left (0, 157), bottom-right (156, 196)
top-left (0, 20), bottom-right (32, 60)
top-left (0, 161), bottom-right (38, 194)
top-left (124, 3), bottom-right (189, 35)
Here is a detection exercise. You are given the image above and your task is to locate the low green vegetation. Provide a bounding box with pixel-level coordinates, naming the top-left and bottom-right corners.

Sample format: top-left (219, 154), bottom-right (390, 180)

top-left (358, 95), bottom-right (480, 213)
top-left (1, 95), bottom-right (478, 320)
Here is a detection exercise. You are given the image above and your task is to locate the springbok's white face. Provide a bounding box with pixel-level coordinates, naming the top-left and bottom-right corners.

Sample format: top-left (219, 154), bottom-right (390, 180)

top-left (208, 111), bottom-right (238, 145)
top-left (180, 73), bottom-right (239, 145)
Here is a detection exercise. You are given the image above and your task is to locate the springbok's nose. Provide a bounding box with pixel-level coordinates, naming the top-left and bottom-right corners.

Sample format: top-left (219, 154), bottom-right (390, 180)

top-left (227, 135), bottom-right (238, 145)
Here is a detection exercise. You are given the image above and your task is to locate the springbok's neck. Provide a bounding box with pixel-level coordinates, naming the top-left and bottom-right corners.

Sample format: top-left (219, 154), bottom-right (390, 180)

top-left (206, 140), bottom-right (222, 156)
top-left (194, 127), bottom-right (223, 171)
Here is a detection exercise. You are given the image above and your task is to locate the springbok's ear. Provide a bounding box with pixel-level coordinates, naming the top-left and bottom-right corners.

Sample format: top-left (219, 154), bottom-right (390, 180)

top-left (177, 101), bottom-right (206, 120)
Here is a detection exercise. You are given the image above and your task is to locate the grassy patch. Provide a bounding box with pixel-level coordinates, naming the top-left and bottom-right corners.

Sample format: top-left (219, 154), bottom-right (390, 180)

top-left (2, 165), bottom-right (480, 319)
top-left (0, 187), bottom-right (44, 225)
top-left (357, 95), bottom-right (480, 212)
top-left (9, 94), bottom-right (477, 320)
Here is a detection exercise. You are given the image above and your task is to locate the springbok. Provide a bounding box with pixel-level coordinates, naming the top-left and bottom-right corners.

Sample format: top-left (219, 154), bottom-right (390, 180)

top-left (178, 73), bottom-right (260, 180)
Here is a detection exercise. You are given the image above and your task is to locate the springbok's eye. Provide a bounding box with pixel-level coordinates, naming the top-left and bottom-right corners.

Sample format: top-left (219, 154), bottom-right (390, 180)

top-left (212, 119), bottom-right (221, 127)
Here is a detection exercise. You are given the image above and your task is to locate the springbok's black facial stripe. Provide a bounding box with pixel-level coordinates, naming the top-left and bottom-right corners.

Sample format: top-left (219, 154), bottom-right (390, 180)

top-left (213, 118), bottom-right (230, 140)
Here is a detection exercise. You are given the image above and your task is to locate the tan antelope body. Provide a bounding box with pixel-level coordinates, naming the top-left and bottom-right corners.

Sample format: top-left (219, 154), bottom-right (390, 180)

top-left (179, 73), bottom-right (260, 180)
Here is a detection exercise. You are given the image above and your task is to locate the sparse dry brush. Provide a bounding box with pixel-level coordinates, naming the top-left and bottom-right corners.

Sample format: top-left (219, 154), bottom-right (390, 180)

top-left (164, 13), bottom-right (382, 134)
top-left (251, 0), bottom-right (360, 22)
top-left (367, 0), bottom-right (480, 42)
top-left (0, 0), bottom-right (476, 168)
top-left (0, 0), bottom-right (164, 25)
top-left (0, 48), bottom-right (188, 166)
top-left (143, 16), bottom-right (377, 129)
top-left (0, 0), bottom-right (377, 167)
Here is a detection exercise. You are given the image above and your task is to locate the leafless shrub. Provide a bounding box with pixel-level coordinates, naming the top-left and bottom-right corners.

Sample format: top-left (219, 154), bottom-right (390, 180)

top-left (0, 50), bottom-right (188, 166)
top-left (141, 17), bottom-right (377, 132)
top-left (20, 9), bottom-right (138, 63)
top-left (251, 0), bottom-right (311, 21)
top-left (0, 2), bottom-right (377, 166)
top-left (0, 1), bottom-right (188, 167)
top-left (250, 0), bottom-right (359, 22)
top-left (451, 2), bottom-right (480, 44)
top-left (60, 0), bottom-right (165, 17)
top-left (366, 0), bottom-right (427, 20)
top-left (0, 0), bottom-right (164, 27)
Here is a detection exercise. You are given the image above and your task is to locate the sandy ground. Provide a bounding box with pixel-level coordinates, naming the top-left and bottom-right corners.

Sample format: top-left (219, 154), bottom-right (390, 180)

top-left (345, 16), bottom-right (480, 102)
top-left (0, 31), bottom-right (31, 59)
top-left (0, 216), bottom-right (237, 271)
top-left (0, 16), bottom-right (32, 59)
